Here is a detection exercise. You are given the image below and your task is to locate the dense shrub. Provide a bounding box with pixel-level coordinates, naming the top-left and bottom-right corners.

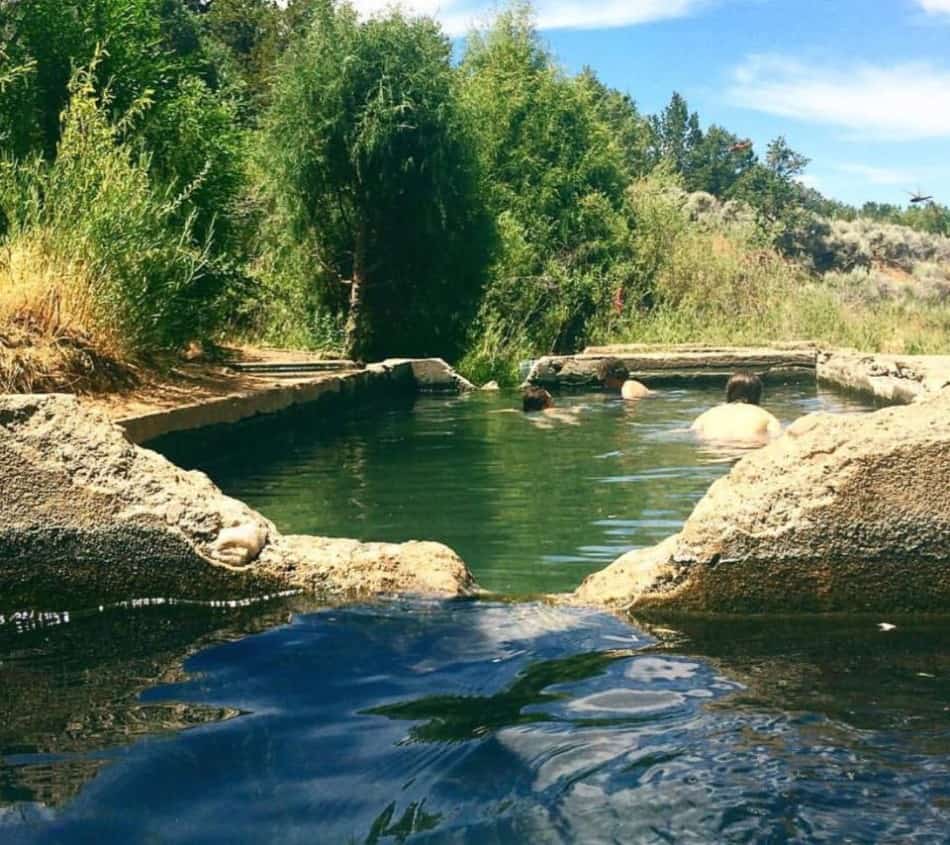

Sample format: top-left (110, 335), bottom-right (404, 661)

top-left (0, 67), bottom-right (220, 356)
top-left (257, 3), bottom-right (493, 361)
top-left (457, 7), bottom-right (636, 380)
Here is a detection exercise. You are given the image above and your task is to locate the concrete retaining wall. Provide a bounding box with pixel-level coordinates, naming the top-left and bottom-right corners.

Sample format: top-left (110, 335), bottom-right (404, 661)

top-left (526, 345), bottom-right (950, 405)
top-left (118, 358), bottom-right (471, 445)
top-left (526, 345), bottom-right (818, 389)
top-left (817, 350), bottom-right (950, 404)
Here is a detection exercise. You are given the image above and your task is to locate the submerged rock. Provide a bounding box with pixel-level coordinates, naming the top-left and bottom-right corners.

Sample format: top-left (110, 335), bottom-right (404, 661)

top-left (0, 395), bottom-right (476, 610)
top-left (575, 388), bottom-right (950, 613)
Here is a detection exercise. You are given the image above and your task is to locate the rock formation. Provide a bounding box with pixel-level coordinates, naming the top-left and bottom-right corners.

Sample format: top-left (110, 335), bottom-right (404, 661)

top-left (0, 395), bottom-right (475, 611)
top-left (817, 349), bottom-right (950, 403)
top-left (574, 387), bottom-right (950, 613)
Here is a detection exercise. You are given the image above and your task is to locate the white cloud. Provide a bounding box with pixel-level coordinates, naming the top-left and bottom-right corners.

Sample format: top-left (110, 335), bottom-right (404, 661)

top-left (836, 163), bottom-right (911, 186)
top-left (917, 0), bottom-right (950, 14)
top-left (729, 55), bottom-right (950, 141)
top-left (348, 0), bottom-right (709, 36)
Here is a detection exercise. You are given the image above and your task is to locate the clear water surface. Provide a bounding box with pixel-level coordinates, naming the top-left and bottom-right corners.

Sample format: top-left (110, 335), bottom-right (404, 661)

top-left (3, 381), bottom-right (948, 843)
top-left (154, 381), bottom-right (878, 595)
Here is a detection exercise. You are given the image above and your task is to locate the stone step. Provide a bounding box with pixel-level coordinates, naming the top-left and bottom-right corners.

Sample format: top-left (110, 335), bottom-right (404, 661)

top-left (229, 360), bottom-right (358, 374)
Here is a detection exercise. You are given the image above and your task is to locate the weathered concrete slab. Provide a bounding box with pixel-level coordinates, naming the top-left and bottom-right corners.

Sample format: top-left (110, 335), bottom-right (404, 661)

top-left (526, 347), bottom-right (817, 388)
top-left (584, 341), bottom-right (821, 354)
top-left (228, 359), bottom-right (357, 374)
top-left (817, 350), bottom-right (950, 404)
top-left (0, 395), bottom-right (477, 612)
top-left (384, 357), bottom-right (476, 392)
top-left (115, 357), bottom-right (473, 444)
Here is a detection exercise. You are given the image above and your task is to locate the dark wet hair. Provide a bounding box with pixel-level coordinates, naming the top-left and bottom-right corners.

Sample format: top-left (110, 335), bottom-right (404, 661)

top-left (726, 370), bottom-right (763, 405)
top-left (522, 386), bottom-right (553, 412)
top-left (596, 357), bottom-right (629, 383)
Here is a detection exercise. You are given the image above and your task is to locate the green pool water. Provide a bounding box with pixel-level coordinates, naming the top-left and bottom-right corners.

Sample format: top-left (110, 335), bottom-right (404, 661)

top-left (155, 380), bottom-right (878, 595)
top-left (7, 380), bottom-right (949, 844)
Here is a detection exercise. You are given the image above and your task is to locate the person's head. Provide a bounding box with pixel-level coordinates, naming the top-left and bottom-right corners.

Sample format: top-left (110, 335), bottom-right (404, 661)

top-left (522, 386), bottom-right (554, 412)
top-left (596, 357), bottom-right (630, 391)
top-left (725, 370), bottom-right (763, 405)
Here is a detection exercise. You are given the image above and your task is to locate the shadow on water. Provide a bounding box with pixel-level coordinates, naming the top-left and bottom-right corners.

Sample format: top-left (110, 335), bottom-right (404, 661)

top-left (365, 648), bottom-right (637, 743)
top-left (0, 597), bottom-right (315, 810)
top-left (642, 613), bottom-right (950, 735)
top-left (3, 598), bottom-right (947, 843)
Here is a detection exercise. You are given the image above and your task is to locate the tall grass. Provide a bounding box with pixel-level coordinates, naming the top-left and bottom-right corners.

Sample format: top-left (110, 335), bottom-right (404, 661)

top-left (0, 63), bottom-right (216, 362)
top-left (457, 174), bottom-right (949, 384)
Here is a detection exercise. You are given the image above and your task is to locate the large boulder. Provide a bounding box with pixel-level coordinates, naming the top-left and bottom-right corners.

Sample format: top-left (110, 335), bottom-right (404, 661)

top-left (0, 395), bottom-right (476, 611)
top-left (574, 388), bottom-right (950, 613)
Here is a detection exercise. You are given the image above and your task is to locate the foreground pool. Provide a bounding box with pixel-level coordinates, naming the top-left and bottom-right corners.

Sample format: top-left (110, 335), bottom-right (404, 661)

top-left (5, 380), bottom-right (946, 843)
top-left (2, 600), bottom-right (947, 843)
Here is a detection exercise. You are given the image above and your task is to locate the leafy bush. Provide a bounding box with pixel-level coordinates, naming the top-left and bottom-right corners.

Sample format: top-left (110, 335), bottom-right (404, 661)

top-left (457, 6), bottom-right (635, 380)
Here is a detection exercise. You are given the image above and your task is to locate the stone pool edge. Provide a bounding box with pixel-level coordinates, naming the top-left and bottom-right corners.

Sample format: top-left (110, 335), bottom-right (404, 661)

top-left (526, 343), bottom-right (950, 405)
top-left (568, 350), bottom-right (950, 615)
top-left (117, 357), bottom-right (476, 445)
top-left (0, 359), bottom-right (479, 614)
top-left (4, 347), bottom-right (950, 615)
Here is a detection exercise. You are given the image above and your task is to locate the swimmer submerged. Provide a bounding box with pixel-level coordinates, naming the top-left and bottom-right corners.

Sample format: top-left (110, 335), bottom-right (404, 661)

top-left (519, 386), bottom-right (585, 427)
top-left (691, 370), bottom-right (782, 445)
top-left (596, 357), bottom-right (653, 400)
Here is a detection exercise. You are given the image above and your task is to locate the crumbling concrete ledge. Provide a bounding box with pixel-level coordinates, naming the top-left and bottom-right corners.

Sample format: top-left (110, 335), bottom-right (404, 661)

top-left (116, 357), bottom-right (472, 445)
top-left (817, 349), bottom-right (950, 404)
top-left (0, 394), bottom-right (476, 613)
top-left (526, 345), bottom-right (818, 389)
top-left (572, 385), bottom-right (950, 614)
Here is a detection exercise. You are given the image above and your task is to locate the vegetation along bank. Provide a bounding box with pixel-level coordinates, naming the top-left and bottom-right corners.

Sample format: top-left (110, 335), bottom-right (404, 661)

top-left (1, 1), bottom-right (948, 392)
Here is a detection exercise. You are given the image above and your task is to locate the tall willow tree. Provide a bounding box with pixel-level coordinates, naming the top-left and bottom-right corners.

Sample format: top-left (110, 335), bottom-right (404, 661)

top-left (259, 3), bottom-right (492, 360)
top-left (457, 5), bottom-right (634, 372)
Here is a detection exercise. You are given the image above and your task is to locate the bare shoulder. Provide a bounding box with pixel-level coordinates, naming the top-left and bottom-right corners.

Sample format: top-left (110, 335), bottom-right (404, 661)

top-left (692, 403), bottom-right (781, 443)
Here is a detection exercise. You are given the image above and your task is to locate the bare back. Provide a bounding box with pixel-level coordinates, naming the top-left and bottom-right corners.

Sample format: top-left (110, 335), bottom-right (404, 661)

top-left (691, 403), bottom-right (782, 444)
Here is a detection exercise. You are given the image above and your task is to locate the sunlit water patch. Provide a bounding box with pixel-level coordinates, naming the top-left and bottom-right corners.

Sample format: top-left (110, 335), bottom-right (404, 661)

top-left (1, 600), bottom-right (947, 843)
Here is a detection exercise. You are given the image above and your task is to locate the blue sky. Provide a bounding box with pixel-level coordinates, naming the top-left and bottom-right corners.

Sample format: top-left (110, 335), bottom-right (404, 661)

top-left (351, 0), bottom-right (950, 207)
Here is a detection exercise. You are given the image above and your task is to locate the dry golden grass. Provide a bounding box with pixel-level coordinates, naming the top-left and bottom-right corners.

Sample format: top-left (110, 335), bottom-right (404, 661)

top-left (0, 238), bottom-right (138, 393)
top-left (0, 236), bottom-right (100, 339)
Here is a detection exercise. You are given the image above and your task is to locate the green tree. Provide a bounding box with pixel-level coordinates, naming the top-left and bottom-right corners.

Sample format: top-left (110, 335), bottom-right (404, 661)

top-left (649, 92), bottom-right (702, 176)
top-left (198, 0), bottom-right (284, 110)
top-left (259, 3), bottom-right (492, 360)
top-left (458, 5), bottom-right (634, 369)
top-left (685, 124), bottom-right (754, 195)
top-left (576, 67), bottom-right (651, 179)
top-left (0, 0), bottom-right (245, 247)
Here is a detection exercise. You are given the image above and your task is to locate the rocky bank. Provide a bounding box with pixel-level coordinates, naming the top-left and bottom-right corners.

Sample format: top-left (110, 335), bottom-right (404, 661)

top-left (0, 394), bottom-right (475, 611)
top-left (574, 386), bottom-right (950, 613)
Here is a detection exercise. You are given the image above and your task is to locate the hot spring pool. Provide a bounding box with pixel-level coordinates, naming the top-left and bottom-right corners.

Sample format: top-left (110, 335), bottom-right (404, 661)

top-left (153, 381), bottom-right (879, 595)
top-left (3, 382), bottom-right (948, 843)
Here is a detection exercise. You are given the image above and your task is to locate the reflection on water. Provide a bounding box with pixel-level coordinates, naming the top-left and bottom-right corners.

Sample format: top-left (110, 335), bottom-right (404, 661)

top-left (4, 383), bottom-right (937, 841)
top-left (2, 599), bottom-right (947, 843)
top-left (153, 382), bottom-right (878, 595)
